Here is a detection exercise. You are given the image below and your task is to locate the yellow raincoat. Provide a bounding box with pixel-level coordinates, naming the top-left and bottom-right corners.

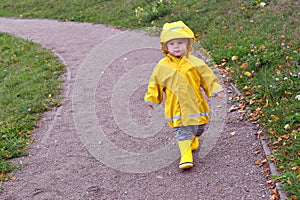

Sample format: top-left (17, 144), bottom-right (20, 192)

top-left (144, 21), bottom-right (223, 128)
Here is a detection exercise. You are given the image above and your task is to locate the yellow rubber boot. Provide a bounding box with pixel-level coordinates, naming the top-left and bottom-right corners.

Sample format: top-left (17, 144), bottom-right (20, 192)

top-left (191, 136), bottom-right (199, 151)
top-left (178, 140), bottom-right (193, 169)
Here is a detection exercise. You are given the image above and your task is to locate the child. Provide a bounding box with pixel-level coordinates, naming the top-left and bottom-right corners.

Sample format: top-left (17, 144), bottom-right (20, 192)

top-left (144, 21), bottom-right (224, 169)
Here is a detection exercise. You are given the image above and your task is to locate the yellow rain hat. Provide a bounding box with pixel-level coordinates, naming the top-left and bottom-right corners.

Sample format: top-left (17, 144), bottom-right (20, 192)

top-left (160, 21), bottom-right (195, 43)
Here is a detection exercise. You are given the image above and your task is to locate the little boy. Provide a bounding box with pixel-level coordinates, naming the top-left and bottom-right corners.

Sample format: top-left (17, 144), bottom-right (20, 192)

top-left (144, 21), bottom-right (224, 169)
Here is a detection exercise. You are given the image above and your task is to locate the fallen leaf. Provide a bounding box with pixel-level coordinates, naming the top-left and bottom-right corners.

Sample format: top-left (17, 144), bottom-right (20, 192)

top-left (284, 150), bottom-right (289, 156)
top-left (4, 155), bottom-right (11, 159)
top-left (230, 131), bottom-right (237, 136)
top-left (280, 134), bottom-right (290, 139)
top-left (239, 62), bottom-right (248, 69)
top-left (271, 115), bottom-right (279, 122)
top-left (261, 167), bottom-right (269, 173)
top-left (268, 185), bottom-right (275, 189)
top-left (217, 189), bottom-right (222, 193)
top-left (255, 130), bottom-right (263, 139)
top-left (255, 160), bottom-right (262, 165)
top-left (291, 167), bottom-right (299, 171)
top-left (238, 102), bottom-right (246, 109)
top-left (284, 124), bottom-right (290, 130)
top-left (244, 71), bottom-right (252, 77)
top-left (245, 91), bottom-right (252, 96)
top-left (231, 56), bottom-right (238, 61)
top-left (253, 150), bottom-right (261, 156)
top-left (255, 107), bottom-right (262, 113)
top-left (228, 105), bottom-right (239, 112)
top-left (249, 99), bottom-right (256, 104)
top-left (270, 189), bottom-right (279, 200)
top-left (268, 128), bottom-right (276, 135)
top-left (280, 35), bottom-right (286, 39)
top-left (250, 112), bottom-right (260, 121)
top-left (269, 155), bottom-right (275, 162)
top-left (291, 195), bottom-right (298, 200)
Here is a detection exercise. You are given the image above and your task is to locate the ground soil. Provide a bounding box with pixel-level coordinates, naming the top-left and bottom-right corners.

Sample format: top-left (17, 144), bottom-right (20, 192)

top-left (0, 17), bottom-right (273, 200)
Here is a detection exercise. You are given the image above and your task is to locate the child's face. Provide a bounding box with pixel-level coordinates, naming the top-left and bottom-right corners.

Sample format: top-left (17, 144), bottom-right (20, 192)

top-left (166, 38), bottom-right (189, 57)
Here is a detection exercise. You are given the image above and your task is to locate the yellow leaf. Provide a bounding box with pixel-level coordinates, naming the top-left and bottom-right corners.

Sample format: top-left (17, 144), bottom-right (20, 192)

top-left (279, 165), bottom-right (285, 169)
top-left (255, 160), bottom-right (261, 165)
top-left (244, 71), bottom-right (252, 77)
top-left (243, 85), bottom-right (250, 90)
top-left (271, 115), bottom-right (279, 122)
top-left (260, 2), bottom-right (266, 7)
top-left (284, 124), bottom-right (290, 130)
top-left (268, 128), bottom-right (276, 135)
top-left (231, 56), bottom-right (238, 61)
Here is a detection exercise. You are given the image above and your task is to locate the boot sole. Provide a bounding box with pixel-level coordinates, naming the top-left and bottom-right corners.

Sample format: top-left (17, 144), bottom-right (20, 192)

top-left (179, 162), bottom-right (193, 169)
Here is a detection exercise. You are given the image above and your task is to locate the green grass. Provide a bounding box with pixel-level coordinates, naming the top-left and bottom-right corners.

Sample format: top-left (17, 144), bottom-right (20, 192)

top-left (0, 0), bottom-right (299, 198)
top-left (0, 33), bottom-right (65, 182)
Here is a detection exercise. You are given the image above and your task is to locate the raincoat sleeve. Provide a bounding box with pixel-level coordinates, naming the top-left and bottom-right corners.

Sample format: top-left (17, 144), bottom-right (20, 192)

top-left (198, 64), bottom-right (223, 98)
top-left (144, 65), bottom-right (165, 106)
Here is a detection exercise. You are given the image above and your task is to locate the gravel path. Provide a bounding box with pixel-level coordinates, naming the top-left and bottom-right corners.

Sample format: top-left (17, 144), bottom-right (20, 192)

top-left (0, 17), bottom-right (273, 200)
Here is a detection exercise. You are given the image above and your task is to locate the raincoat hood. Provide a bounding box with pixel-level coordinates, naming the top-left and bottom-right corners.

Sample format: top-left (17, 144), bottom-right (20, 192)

top-left (160, 21), bottom-right (196, 57)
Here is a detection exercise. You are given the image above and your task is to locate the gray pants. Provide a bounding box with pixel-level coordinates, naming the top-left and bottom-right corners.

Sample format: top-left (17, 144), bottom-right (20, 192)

top-left (174, 125), bottom-right (205, 141)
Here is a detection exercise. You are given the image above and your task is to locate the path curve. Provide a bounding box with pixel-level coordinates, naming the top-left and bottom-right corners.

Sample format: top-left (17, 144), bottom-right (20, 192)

top-left (0, 17), bottom-right (272, 200)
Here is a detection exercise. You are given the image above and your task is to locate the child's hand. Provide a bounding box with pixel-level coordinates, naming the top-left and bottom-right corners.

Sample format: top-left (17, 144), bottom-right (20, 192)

top-left (216, 92), bottom-right (224, 101)
top-left (146, 105), bottom-right (154, 110)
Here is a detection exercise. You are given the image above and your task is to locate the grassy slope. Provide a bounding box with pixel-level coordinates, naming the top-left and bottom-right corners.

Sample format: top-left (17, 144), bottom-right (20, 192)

top-left (0, 0), bottom-right (299, 198)
top-left (0, 33), bottom-right (65, 182)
